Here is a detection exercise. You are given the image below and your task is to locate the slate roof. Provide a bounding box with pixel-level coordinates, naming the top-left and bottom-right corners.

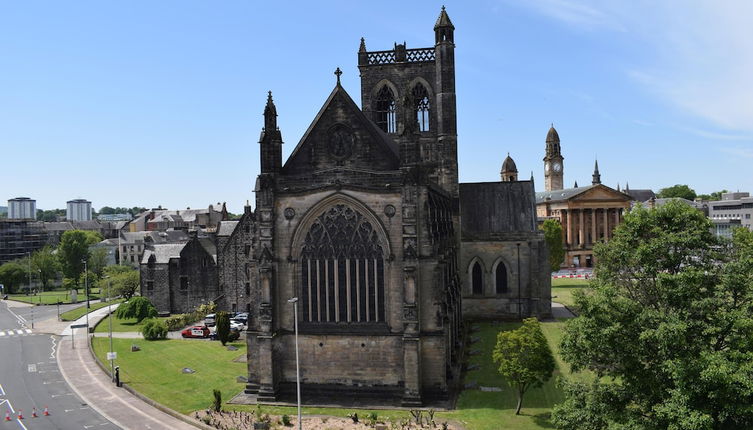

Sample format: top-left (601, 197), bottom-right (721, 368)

top-left (625, 189), bottom-right (656, 202)
top-left (536, 185), bottom-right (598, 203)
top-left (217, 221), bottom-right (239, 237)
top-left (121, 230), bottom-right (189, 244)
top-left (44, 222), bottom-right (74, 232)
top-left (459, 181), bottom-right (538, 237)
top-left (141, 243), bottom-right (186, 264)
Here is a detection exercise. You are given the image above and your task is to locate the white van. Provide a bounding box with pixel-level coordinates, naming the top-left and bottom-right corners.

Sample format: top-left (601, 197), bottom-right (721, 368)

top-left (204, 313), bottom-right (216, 327)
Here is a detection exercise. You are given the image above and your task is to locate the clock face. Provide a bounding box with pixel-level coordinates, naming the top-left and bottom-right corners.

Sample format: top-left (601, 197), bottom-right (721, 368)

top-left (553, 161), bottom-right (562, 172)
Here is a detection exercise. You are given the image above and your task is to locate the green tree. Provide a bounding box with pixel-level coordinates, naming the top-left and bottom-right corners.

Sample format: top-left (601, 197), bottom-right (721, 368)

top-left (88, 248), bottom-right (109, 278)
top-left (0, 262), bottom-right (27, 294)
top-left (552, 201), bottom-right (753, 429)
top-left (492, 318), bottom-right (555, 415)
top-left (116, 296), bottom-right (157, 322)
top-left (542, 219), bottom-right (565, 272)
top-left (58, 230), bottom-right (91, 281)
top-left (697, 189), bottom-right (728, 201)
top-left (108, 270), bottom-right (140, 300)
top-left (657, 184), bottom-right (697, 200)
top-left (141, 319), bottom-right (167, 340)
top-left (215, 311), bottom-right (231, 346)
top-left (31, 246), bottom-right (59, 291)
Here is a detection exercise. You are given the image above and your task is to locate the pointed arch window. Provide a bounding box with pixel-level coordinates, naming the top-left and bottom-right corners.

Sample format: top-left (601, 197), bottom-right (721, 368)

top-left (495, 261), bottom-right (508, 294)
top-left (412, 84), bottom-right (431, 132)
top-left (375, 86), bottom-right (396, 133)
top-left (300, 204), bottom-right (386, 324)
top-left (471, 261), bottom-right (483, 295)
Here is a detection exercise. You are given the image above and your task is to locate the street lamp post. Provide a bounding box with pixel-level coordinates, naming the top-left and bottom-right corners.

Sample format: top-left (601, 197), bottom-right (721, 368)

top-left (287, 297), bottom-right (302, 430)
top-left (107, 277), bottom-right (115, 382)
top-left (83, 260), bottom-right (89, 331)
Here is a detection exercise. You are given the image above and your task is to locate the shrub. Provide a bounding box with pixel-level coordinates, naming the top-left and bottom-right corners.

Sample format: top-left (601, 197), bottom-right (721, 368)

top-left (141, 319), bottom-right (167, 340)
top-left (281, 414), bottom-right (292, 426)
top-left (116, 297), bottom-right (157, 322)
top-left (212, 389), bottom-right (222, 412)
top-left (216, 311), bottom-right (230, 346)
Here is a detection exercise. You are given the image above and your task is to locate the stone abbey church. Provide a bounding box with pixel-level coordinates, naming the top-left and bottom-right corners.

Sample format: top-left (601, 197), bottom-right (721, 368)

top-left (214, 8), bottom-right (551, 406)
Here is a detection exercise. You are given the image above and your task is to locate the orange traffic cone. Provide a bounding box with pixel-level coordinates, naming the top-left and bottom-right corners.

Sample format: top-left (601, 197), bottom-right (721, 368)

top-left (4, 411), bottom-right (10, 421)
top-left (17, 410), bottom-right (23, 420)
top-left (31, 408), bottom-right (38, 418)
top-left (43, 406), bottom-right (50, 416)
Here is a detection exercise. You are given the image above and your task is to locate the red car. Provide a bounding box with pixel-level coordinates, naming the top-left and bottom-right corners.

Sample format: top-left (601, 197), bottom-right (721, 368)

top-left (181, 325), bottom-right (210, 338)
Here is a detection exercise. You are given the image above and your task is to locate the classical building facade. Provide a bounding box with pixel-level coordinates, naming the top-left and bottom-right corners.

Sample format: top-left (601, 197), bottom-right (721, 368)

top-left (536, 127), bottom-right (633, 268)
top-left (218, 8), bottom-right (551, 407)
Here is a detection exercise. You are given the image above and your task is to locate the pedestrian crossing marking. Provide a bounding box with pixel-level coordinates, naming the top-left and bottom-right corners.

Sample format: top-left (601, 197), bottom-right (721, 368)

top-left (0, 328), bottom-right (35, 337)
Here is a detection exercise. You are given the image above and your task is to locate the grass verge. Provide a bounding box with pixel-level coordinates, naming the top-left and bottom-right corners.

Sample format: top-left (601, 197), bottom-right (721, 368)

top-left (60, 299), bottom-right (124, 321)
top-left (7, 289), bottom-right (99, 305)
top-left (93, 321), bottom-right (588, 429)
top-left (93, 314), bottom-right (170, 333)
top-left (551, 278), bottom-right (589, 310)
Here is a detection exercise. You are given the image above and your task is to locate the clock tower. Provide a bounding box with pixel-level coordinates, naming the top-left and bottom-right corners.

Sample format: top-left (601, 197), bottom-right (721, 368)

top-left (544, 125), bottom-right (564, 191)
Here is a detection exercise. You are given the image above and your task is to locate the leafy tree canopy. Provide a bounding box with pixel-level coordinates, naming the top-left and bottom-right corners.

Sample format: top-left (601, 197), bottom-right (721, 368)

top-left (0, 261), bottom-right (28, 294)
top-left (542, 219), bottom-right (565, 272)
top-left (697, 189), bottom-right (728, 201)
top-left (493, 318), bottom-right (555, 415)
top-left (106, 269), bottom-right (140, 300)
top-left (116, 296), bottom-right (157, 322)
top-left (552, 201), bottom-right (753, 430)
top-left (31, 246), bottom-right (60, 291)
top-left (657, 184), bottom-right (697, 200)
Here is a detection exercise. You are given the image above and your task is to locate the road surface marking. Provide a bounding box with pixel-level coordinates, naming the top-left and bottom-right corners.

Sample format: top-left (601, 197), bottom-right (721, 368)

top-left (50, 335), bottom-right (57, 359)
top-left (0, 384), bottom-right (4, 395)
top-left (0, 331), bottom-right (5, 336)
top-left (24, 329), bottom-right (31, 334)
top-left (15, 417), bottom-right (29, 430)
top-left (15, 329), bottom-right (24, 335)
top-left (27, 364), bottom-right (37, 373)
top-left (0, 398), bottom-right (15, 413)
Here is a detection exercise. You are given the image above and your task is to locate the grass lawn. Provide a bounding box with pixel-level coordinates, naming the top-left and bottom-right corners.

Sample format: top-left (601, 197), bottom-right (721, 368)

top-left (551, 278), bottom-right (589, 310)
top-left (93, 314), bottom-right (170, 333)
top-left (92, 321), bottom-right (588, 430)
top-left (60, 299), bottom-right (125, 321)
top-left (7, 289), bottom-right (99, 305)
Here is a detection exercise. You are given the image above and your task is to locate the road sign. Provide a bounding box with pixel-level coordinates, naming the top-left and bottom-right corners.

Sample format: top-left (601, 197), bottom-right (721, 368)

top-left (106, 352), bottom-right (117, 360)
top-left (70, 323), bottom-right (88, 329)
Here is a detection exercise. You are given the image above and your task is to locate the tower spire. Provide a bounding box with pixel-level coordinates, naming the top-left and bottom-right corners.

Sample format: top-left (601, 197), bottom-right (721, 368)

top-left (260, 91), bottom-right (283, 174)
top-left (264, 91), bottom-right (277, 131)
top-left (592, 159), bottom-right (601, 185)
top-left (434, 6), bottom-right (455, 44)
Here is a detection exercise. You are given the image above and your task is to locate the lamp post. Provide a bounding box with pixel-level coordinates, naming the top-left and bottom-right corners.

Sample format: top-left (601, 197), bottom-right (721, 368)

top-left (27, 252), bottom-right (32, 296)
top-left (106, 276), bottom-right (115, 382)
top-left (83, 259), bottom-right (89, 331)
top-left (287, 297), bottom-right (302, 430)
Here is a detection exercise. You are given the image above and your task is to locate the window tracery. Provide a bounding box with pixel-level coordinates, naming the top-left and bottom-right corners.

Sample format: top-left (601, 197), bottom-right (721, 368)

top-left (375, 86), bottom-right (396, 133)
top-left (412, 84), bottom-right (431, 132)
top-left (300, 204), bottom-right (386, 324)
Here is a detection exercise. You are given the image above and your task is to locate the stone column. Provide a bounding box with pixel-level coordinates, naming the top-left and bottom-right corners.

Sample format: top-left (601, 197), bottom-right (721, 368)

top-left (614, 207), bottom-right (620, 227)
top-left (566, 209), bottom-right (573, 246)
top-left (578, 209), bottom-right (584, 247)
top-left (603, 208), bottom-right (609, 241)
top-left (591, 209), bottom-right (597, 245)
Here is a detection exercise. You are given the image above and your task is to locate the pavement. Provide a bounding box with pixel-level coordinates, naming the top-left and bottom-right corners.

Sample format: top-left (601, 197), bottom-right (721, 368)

top-left (551, 301), bottom-right (576, 318)
top-left (0, 301), bottom-right (119, 430)
top-left (55, 305), bottom-right (198, 430)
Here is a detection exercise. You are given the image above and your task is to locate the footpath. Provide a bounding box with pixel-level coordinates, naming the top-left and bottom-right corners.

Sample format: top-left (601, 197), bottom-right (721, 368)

top-left (34, 304), bottom-right (200, 430)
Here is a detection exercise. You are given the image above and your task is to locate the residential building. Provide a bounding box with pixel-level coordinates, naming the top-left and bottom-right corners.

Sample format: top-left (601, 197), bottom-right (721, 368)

top-left (66, 199), bottom-right (92, 221)
top-left (119, 230), bottom-right (190, 267)
top-left (0, 219), bottom-right (48, 264)
top-left (8, 197), bottom-right (36, 220)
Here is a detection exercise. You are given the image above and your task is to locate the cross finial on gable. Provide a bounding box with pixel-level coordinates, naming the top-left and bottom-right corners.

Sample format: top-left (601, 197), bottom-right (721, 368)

top-left (335, 67), bottom-right (342, 85)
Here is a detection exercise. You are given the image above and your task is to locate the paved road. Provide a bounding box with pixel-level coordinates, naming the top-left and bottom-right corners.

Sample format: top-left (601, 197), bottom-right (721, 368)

top-left (0, 301), bottom-right (120, 430)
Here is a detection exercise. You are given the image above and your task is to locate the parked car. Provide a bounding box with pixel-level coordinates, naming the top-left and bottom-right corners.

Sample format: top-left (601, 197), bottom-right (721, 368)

top-left (181, 325), bottom-right (210, 338)
top-left (204, 313), bottom-right (216, 327)
top-left (209, 329), bottom-right (240, 342)
top-left (229, 320), bottom-right (246, 332)
top-left (233, 313), bottom-right (248, 325)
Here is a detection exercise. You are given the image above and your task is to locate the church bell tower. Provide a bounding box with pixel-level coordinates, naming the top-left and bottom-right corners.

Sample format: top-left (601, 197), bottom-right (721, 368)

top-left (543, 125), bottom-right (564, 191)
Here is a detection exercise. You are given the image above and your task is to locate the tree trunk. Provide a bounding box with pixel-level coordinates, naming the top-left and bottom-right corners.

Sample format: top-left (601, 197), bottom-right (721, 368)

top-left (515, 389), bottom-right (523, 415)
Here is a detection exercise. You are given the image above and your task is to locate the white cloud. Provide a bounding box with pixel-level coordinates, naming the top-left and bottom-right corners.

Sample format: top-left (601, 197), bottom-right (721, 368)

top-left (512, 1), bottom-right (753, 133)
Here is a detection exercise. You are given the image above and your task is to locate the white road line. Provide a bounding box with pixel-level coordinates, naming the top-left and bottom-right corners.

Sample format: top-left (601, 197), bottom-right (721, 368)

top-left (24, 329), bottom-right (32, 334)
top-left (0, 398), bottom-right (15, 413)
top-left (50, 335), bottom-right (57, 359)
top-left (0, 383), bottom-right (4, 395)
top-left (27, 364), bottom-right (37, 373)
top-left (0, 331), bottom-right (5, 336)
top-left (16, 417), bottom-right (29, 430)
top-left (15, 329), bottom-right (24, 335)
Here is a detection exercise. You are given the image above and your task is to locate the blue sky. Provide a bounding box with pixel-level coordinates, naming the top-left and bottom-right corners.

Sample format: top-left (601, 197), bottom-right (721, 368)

top-left (2, 1), bottom-right (751, 213)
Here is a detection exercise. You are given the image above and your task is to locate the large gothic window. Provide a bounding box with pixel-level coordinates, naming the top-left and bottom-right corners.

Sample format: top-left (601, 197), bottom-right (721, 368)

top-left (375, 86), bottom-right (396, 133)
top-left (495, 261), bottom-right (508, 294)
top-left (300, 204), bottom-right (386, 324)
top-left (471, 261), bottom-right (483, 295)
top-left (412, 84), bottom-right (431, 132)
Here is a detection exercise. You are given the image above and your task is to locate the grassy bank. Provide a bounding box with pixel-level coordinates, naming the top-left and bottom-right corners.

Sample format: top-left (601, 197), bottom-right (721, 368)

top-left (93, 314), bottom-right (170, 333)
top-left (92, 320), bottom-right (585, 429)
top-left (7, 288), bottom-right (100, 305)
top-left (551, 278), bottom-right (589, 309)
top-left (60, 298), bottom-right (124, 321)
